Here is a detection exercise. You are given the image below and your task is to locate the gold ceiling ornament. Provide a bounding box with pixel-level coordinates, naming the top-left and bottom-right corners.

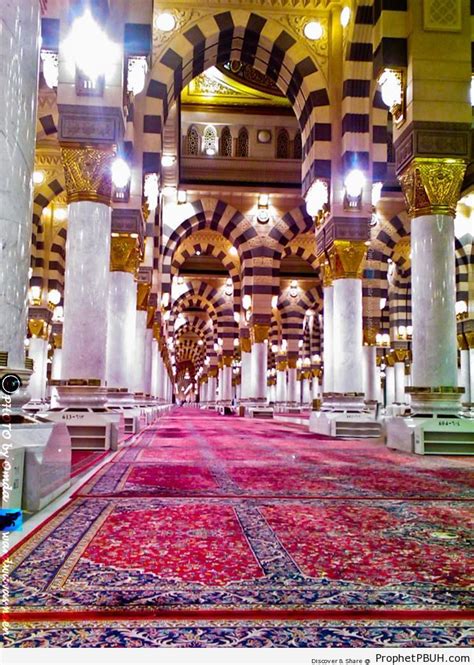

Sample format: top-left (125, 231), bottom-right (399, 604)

top-left (136, 282), bottom-right (151, 311)
top-left (275, 14), bottom-right (328, 75)
top-left (240, 336), bottom-right (252, 353)
top-left (363, 327), bottom-right (378, 346)
top-left (329, 240), bottom-right (367, 280)
top-left (52, 333), bottom-right (63, 349)
top-left (321, 259), bottom-right (333, 287)
top-left (221, 354), bottom-right (233, 367)
top-left (28, 319), bottom-right (48, 339)
top-left (251, 324), bottom-right (270, 344)
top-left (276, 360), bottom-right (288, 371)
top-left (399, 158), bottom-right (466, 218)
top-left (60, 144), bottom-right (116, 205)
top-left (393, 348), bottom-right (409, 363)
top-left (110, 235), bottom-right (141, 275)
top-left (147, 305), bottom-right (156, 329)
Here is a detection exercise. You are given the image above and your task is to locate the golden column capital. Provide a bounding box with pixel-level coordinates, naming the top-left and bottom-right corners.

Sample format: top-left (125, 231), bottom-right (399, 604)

top-left (457, 333), bottom-right (468, 350)
top-left (153, 323), bottom-right (161, 342)
top-left (53, 333), bottom-right (63, 349)
top-left (251, 324), bottom-right (270, 344)
top-left (136, 282), bottom-right (151, 311)
top-left (287, 358), bottom-right (298, 369)
top-left (398, 158), bottom-right (466, 218)
top-left (60, 143), bottom-right (116, 206)
top-left (28, 319), bottom-right (48, 340)
top-left (321, 259), bottom-right (333, 287)
top-left (329, 240), bottom-right (367, 280)
top-left (393, 348), bottom-right (409, 363)
top-left (276, 360), bottom-right (288, 371)
top-left (221, 354), bottom-right (233, 367)
top-left (240, 337), bottom-right (252, 353)
top-left (110, 235), bottom-right (141, 275)
top-left (363, 327), bottom-right (378, 346)
top-left (464, 331), bottom-right (474, 350)
top-left (146, 306), bottom-right (156, 329)
top-left (208, 367), bottom-right (218, 378)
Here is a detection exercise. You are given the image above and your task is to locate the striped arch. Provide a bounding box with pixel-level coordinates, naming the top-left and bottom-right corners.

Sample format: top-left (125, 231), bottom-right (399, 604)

top-left (278, 286), bottom-right (323, 353)
top-left (282, 236), bottom-right (319, 271)
top-left (160, 198), bottom-right (256, 295)
top-left (388, 264), bottom-right (411, 335)
top-left (47, 225), bottom-right (67, 293)
top-left (30, 179), bottom-right (65, 284)
top-left (455, 236), bottom-right (471, 305)
top-left (171, 231), bottom-right (242, 306)
top-left (171, 280), bottom-right (236, 348)
top-left (175, 317), bottom-right (215, 361)
top-left (142, 10), bottom-right (331, 195)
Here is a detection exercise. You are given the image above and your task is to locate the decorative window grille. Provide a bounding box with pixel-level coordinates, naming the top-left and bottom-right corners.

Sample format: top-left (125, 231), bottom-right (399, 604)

top-left (236, 127), bottom-right (249, 157)
top-left (276, 129), bottom-right (290, 158)
top-left (203, 125), bottom-right (218, 155)
top-left (220, 126), bottom-right (232, 157)
top-left (186, 126), bottom-right (199, 156)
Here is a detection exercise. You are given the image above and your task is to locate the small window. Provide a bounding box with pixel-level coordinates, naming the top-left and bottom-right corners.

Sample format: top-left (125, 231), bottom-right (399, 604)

top-left (203, 125), bottom-right (218, 155)
top-left (293, 131), bottom-right (302, 159)
top-left (186, 125), bottom-right (199, 156)
top-left (236, 127), bottom-right (249, 157)
top-left (220, 126), bottom-right (232, 157)
top-left (276, 129), bottom-right (290, 158)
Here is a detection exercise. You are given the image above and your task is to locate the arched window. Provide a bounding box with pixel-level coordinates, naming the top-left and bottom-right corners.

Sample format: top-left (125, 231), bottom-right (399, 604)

top-left (236, 127), bottom-right (249, 157)
top-left (220, 126), bottom-right (232, 157)
top-left (293, 131), bottom-right (302, 159)
top-left (276, 129), bottom-right (290, 158)
top-left (186, 125), bottom-right (199, 156)
top-left (203, 125), bottom-right (218, 155)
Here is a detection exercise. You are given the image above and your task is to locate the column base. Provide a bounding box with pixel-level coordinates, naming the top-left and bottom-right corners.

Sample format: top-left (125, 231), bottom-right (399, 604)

top-left (322, 392), bottom-right (366, 411)
top-left (386, 412), bottom-right (474, 455)
top-left (309, 410), bottom-right (382, 439)
top-left (406, 386), bottom-right (463, 415)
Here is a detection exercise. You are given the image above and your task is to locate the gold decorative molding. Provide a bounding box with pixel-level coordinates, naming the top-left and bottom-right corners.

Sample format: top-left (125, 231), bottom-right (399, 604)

top-left (287, 358), bottom-right (297, 369)
top-left (399, 158), bottom-right (466, 218)
top-left (53, 333), bottom-right (63, 349)
top-left (276, 360), bottom-right (287, 371)
top-left (321, 259), bottom-right (333, 287)
top-left (136, 283), bottom-right (151, 311)
top-left (153, 323), bottom-right (162, 341)
top-left (251, 324), bottom-right (270, 344)
top-left (28, 319), bottom-right (48, 339)
top-left (147, 306), bottom-right (156, 329)
top-left (457, 333), bottom-right (468, 350)
top-left (393, 348), bottom-right (409, 363)
top-left (60, 144), bottom-right (116, 205)
top-left (464, 331), bottom-right (474, 350)
top-left (363, 327), bottom-right (378, 346)
top-left (240, 337), bottom-right (252, 353)
top-left (208, 367), bottom-right (218, 378)
top-left (110, 235), bottom-right (141, 275)
top-left (221, 354), bottom-right (233, 367)
top-left (329, 240), bottom-right (367, 280)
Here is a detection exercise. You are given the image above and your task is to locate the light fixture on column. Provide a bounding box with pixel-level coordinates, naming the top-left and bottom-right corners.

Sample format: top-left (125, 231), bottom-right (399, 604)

top-left (155, 12), bottom-right (176, 32)
top-left (271, 295), bottom-right (278, 309)
top-left (224, 278), bottom-right (233, 297)
top-left (111, 158), bottom-right (131, 189)
top-left (312, 354), bottom-right (321, 364)
top-left (62, 9), bottom-right (119, 84)
top-left (229, 245), bottom-right (238, 257)
top-left (40, 50), bottom-right (58, 88)
top-left (271, 344), bottom-right (278, 353)
top-left (256, 193), bottom-right (270, 224)
top-left (161, 292), bottom-right (170, 309)
top-left (343, 169), bottom-right (365, 210)
top-left (47, 289), bottom-right (61, 309)
top-left (340, 6), bottom-right (351, 27)
top-left (177, 190), bottom-right (187, 204)
top-left (52, 306), bottom-right (64, 322)
top-left (281, 339), bottom-right (288, 352)
top-left (144, 173), bottom-right (160, 211)
top-left (127, 56), bottom-right (148, 96)
top-left (242, 294), bottom-right (252, 311)
top-left (28, 286), bottom-right (42, 306)
top-left (305, 179), bottom-right (329, 223)
top-left (32, 170), bottom-right (45, 185)
top-left (233, 311), bottom-right (240, 324)
top-left (161, 155), bottom-right (176, 168)
top-left (303, 21), bottom-right (323, 41)
top-left (290, 280), bottom-right (298, 298)
top-left (378, 68), bottom-right (405, 126)
top-left (456, 300), bottom-right (468, 320)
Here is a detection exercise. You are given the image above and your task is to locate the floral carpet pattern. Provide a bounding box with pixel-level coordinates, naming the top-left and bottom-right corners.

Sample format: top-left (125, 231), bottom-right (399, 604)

top-left (3, 409), bottom-right (474, 647)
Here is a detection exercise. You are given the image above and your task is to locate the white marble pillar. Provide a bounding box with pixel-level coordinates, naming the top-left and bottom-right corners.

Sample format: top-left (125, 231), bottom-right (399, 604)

top-left (385, 365), bottom-right (395, 407)
top-left (105, 271), bottom-right (136, 389)
top-left (0, 1), bottom-right (40, 368)
top-left (250, 342), bottom-right (268, 402)
top-left (207, 374), bottom-right (217, 405)
top-left (144, 328), bottom-right (153, 395)
top-left (276, 365), bottom-right (287, 406)
top-left (411, 214), bottom-right (457, 387)
top-left (459, 348), bottom-right (470, 402)
top-left (323, 286), bottom-right (334, 393)
top-left (62, 202), bottom-right (111, 381)
top-left (151, 339), bottom-right (159, 397)
top-left (269, 381), bottom-right (276, 404)
top-left (302, 376), bottom-right (312, 406)
top-left (312, 373), bottom-right (321, 400)
top-left (217, 367), bottom-right (223, 402)
top-left (469, 349), bottom-right (474, 404)
top-left (220, 365), bottom-right (233, 404)
top-left (132, 310), bottom-right (147, 393)
top-left (51, 348), bottom-right (62, 381)
top-left (236, 381), bottom-right (241, 402)
top-left (240, 349), bottom-right (252, 401)
top-left (287, 366), bottom-right (298, 404)
top-left (362, 346), bottom-right (377, 401)
top-left (28, 338), bottom-right (48, 401)
top-left (394, 362), bottom-right (406, 404)
top-left (333, 279), bottom-right (363, 393)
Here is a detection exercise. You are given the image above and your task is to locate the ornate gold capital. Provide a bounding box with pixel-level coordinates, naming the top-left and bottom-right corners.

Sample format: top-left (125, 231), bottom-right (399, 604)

top-left (240, 337), bottom-right (252, 353)
top-left (329, 240), bottom-right (367, 280)
top-left (465, 331), bottom-right (474, 350)
top-left (457, 333), bottom-right (468, 350)
top-left (136, 283), bottom-right (151, 311)
top-left (321, 259), bottom-right (333, 287)
top-left (153, 323), bottom-right (161, 342)
top-left (28, 319), bottom-right (48, 339)
top-left (221, 354), bottom-right (233, 367)
top-left (60, 144), bottom-right (116, 205)
top-left (146, 306), bottom-right (156, 329)
top-left (276, 360), bottom-right (288, 371)
top-left (110, 235), bottom-right (141, 275)
top-left (53, 333), bottom-right (63, 349)
top-left (399, 158), bottom-right (466, 218)
top-left (287, 358), bottom-right (297, 369)
top-left (251, 324), bottom-right (270, 344)
top-left (208, 367), bottom-right (218, 378)
top-left (393, 348), bottom-right (408, 363)
top-left (363, 327), bottom-right (378, 346)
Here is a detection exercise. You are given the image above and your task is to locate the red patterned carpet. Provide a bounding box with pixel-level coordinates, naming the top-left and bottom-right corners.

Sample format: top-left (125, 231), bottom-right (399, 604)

top-left (3, 408), bottom-right (474, 647)
top-left (71, 450), bottom-right (109, 478)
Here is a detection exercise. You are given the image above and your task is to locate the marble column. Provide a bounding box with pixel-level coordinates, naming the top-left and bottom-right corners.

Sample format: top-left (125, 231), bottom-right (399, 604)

top-left (312, 370), bottom-right (321, 401)
top-left (239, 336), bottom-right (252, 401)
top-left (268, 380), bottom-right (276, 404)
top-left (287, 360), bottom-right (298, 405)
top-left (399, 159), bottom-right (466, 409)
top-left (333, 278), bottom-right (364, 394)
top-left (394, 351), bottom-right (408, 404)
top-left (51, 347), bottom-right (62, 381)
top-left (322, 284), bottom-right (334, 393)
top-left (302, 373), bottom-right (312, 406)
top-left (105, 237), bottom-right (139, 390)
top-left (250, 325), bottom-right (269, 403)
top-left (385, 365), bottom-right (395, 407)
top-left (132, 283), bottom-right (150, 394)
top-left (362, 345), bottom-right (378, 402)
top-left (276, 358), bottom-right (287, 407)
top-left (207, 369), bottom-right (217, 406)
top-left (458, 346), bottom-right (470, 403)
top-left (28, 337), bottom-right (48, 401)
top-left (219, 356), bottom-right (233, 405)
top-left (62, 202), bottom-right (111, 382)
top-left (0, 1), bottom-right (40, 371)
top-left (151, 339), bottom-right (159, 397)
top-left (144, 324), bottom-right (153, 395)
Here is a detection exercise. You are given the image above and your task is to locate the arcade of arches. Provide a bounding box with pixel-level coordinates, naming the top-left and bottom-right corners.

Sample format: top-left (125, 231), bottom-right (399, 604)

top-left (1, 0), bottom-right (473, 650)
